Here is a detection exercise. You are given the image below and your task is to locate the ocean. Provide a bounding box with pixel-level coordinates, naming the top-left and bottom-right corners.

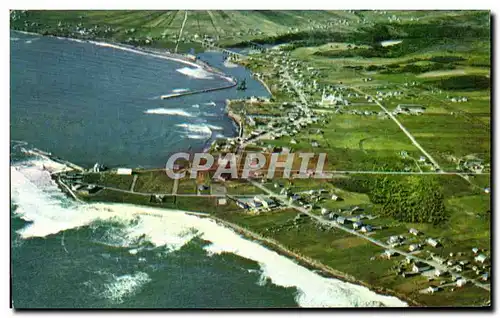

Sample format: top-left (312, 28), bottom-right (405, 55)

top-left (10, 31), bottom-right (407, 308)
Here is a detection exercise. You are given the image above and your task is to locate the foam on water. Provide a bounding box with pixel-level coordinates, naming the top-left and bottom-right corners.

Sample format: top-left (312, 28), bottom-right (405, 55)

top-left (175, 123), bottom-right (213, 140)
top-left (172, 88), bottom-right (190, 93)
top-left (144, 108), bottom-right (193, 117)
top-left (11, 156), bottom-right (408, 308)
top-left (100, 272), bottom-right (152, 304)
top-left (176, 67), bottom-right (214, 80)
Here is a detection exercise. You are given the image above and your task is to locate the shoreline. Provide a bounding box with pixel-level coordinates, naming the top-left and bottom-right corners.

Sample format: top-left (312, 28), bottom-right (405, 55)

top-left (207, 215), bottom-right (419, 307)
top-left (255, 76), bottom-right (273, 97)
top-left (11, 29), bottom-right (237, 86)
top-left (12, 30), bottom-right (414, 307)
top-left (19, 149), bottom-right (417, 307)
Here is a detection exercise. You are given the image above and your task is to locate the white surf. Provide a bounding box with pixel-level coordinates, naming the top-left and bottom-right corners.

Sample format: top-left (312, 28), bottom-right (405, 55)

top-left (11, 156), bottom-right (408, 308)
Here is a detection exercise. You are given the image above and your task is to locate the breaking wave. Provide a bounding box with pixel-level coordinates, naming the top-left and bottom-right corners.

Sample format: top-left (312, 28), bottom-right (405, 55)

top-left (11, 154), bottom-right (408, 308)
top-left (144, 108), bottom-right (193, 117)
top-left (175, 123), bottom-right (214, 140)
top-left (176, 67), bottom-right (214, 79)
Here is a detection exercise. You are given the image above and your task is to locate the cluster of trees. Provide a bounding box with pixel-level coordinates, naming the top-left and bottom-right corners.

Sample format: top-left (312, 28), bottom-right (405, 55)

top-left (369, 176), bottom-right (449, 225)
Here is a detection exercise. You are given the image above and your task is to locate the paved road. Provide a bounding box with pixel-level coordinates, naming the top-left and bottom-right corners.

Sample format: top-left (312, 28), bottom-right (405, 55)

top-left (130, 175), bottom-right (138, 192)
top-left (174, 11), bottom-right (188, 53)
top-left (350, 86), bottom-right (443, 172)
top-left (249, 180), bottom-right (490, 292)
top-left (172, 178), bottom-right (179, 195)
top-left (351, 85), bottom-right (488, 189)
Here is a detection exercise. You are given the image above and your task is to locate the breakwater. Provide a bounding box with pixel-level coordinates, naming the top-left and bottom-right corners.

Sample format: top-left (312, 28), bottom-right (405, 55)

top-left (161, 79), bottom-right (237, 100)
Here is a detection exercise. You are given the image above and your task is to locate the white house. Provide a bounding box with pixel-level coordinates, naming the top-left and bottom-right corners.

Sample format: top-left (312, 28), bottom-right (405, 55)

top-left (409, 244), bottom-right (421, 252)
top-left (435, 269), bottom-right (447, 277)
top-left (384, 250), bottom-right (397, 259)
top-left (426, 238), bottom-right (440, 247)
top-left (116, 168), bottom-right (132, 175)
top-left (456, 278), bottom-right (467, 287)
top-left (426, 286), bottom-right (439, 294)
top-left (475, 254), bottom-right (488, 264)
top-left (409, 228), bottom-right (419, 236)
top-left (360, 225), bottom-right (373, 233)
top-left (412, 262), bottom-right (431, 273)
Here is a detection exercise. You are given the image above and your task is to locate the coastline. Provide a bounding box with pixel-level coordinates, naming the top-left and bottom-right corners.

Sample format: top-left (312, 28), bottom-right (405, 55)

top-left (255, 76), bottom-right (273, 96)
top-left (207, 215), bottom-right (419, 307)
top-left (12, 30), bottom-right (413, 307)
top-left (11, 29), bottom-right (237, 86)
top-left (21, 148), bottom-right (416, 307)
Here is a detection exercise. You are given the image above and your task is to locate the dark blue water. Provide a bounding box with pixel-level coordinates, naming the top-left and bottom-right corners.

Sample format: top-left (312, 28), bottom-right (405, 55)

top-left (9, 31), bottom-right (299, 309)
top-left (10, 30), bottom-right (269, 168)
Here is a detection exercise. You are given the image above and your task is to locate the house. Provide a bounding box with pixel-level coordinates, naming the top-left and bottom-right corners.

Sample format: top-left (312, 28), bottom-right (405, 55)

top-left (426, 286), bottom-right (440, 294)
top-left (472, 247), bottom-right (479, 254)
top-left (321, 208), bottom-right (329, 216)
top-left (236, 201), bottom-right (249, 210)
top-left (481, 273), bottom-right (490, 281)
top-left (456, 278), bottom-right (468, 287)
top-left (360, 225), bottom-right (373, 233)
top-left (336, 216), bottom-right (347, 224)
top-left (459, 260), bottom-right (470, 266)
top-left (409, 244), bottom-right (421, 252)
top-left (352, 221), bottom-right (363, 230)
top-left (409, 228), bottom-right (420, 236)
top-left (331, 194), bottom-right (341, 201)
top-left (426, 238), bottom-right (440, 248)
top-left (116, 168), bottom-right (132, 175)
top-left (388, 235), bottom-right (402, 244)
top-left (395, 104), bottom-right (426, 115)
top-left (435, 269), bottom-right (447, 277)
top-left (327, 212), bottom-right (338, 220)
top-left (412, 262), bottom-right (431, 273)
top-left (253, 196), bottom-right (277, 209)
top-left (218, 198), bottom-right (227, 205)
top-left (475, 254), bottom-right (488, 264)
top-left (384, 250), bottom-right (397, 259)
top-left (92, 162), bottom-right (105, 173)
top-left (454, 265), bottom-right (463, 272)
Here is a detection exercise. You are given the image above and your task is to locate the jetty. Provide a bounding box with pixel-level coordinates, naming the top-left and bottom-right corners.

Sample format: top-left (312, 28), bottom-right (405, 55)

top-left (161, 79), bottom-right (237, 100)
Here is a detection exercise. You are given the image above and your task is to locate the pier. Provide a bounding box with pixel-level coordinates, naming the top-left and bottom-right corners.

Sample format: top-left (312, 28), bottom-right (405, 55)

top-left (161, 79), bottom-right (237, 100)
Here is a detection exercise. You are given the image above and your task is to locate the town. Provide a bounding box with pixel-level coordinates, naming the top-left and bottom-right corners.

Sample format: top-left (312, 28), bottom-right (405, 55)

top-left (13, 10), bottom-right (491, 307)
